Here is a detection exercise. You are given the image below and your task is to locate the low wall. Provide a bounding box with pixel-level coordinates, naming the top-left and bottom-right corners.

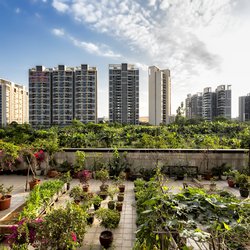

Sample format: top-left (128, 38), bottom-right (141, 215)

top-left (54, 148), bottom-right (249, 174)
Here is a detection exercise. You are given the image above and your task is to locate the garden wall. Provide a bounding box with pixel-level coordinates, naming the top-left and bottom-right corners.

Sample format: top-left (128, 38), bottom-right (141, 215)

top-left (54, 148), bottom-right (249, 174)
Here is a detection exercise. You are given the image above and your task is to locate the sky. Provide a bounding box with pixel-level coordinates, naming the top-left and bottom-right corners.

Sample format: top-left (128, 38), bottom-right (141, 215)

top-left (0, 0), bottom-right (250, 119)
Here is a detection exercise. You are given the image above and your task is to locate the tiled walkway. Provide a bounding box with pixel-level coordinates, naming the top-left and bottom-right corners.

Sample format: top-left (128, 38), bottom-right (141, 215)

top-left (79, 180), bottom-right (137, 250)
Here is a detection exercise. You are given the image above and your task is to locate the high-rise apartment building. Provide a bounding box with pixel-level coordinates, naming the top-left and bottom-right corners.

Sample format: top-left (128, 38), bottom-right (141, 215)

top-left (109, 63), bottom-right (139, 124)
top-left (185, 85), bottom-right (231, 121)
top-left (148, 66), bottom-right (171, 125)
top-left (202, 87), bottom-right (216, 121)
top-left (29, 64), bottom-right (97, 127)
top-left (215, 85), bottom-right (231, 119)
top-left (239, 93), bottom-right (250, 122)
top-left (185, 93), bottom-right (202, 119)
top-left (0, 78), bottom-right (29, 126)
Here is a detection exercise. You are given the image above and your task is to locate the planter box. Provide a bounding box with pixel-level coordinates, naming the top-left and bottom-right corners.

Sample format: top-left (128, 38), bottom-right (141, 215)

top-left (0, 184), bottom-right (65, 236)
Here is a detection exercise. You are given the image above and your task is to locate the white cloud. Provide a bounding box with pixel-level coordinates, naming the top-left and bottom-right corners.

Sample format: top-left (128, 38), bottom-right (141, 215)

top-left (52, 0), bottom-right (69, 13)
top-left (51, 28), bottom-right (121, 58)
top-left (52, 28), bottom-right (65, 36)
top-left (51, 0), bottom-right (249, 117)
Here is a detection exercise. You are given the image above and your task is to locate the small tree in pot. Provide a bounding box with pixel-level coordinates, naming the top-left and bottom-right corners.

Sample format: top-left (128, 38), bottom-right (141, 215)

top-left (91, 194), bottom-right (102, 210)
top-left (96, 168), bottom-right (109, 191)
top-left (69, 185), bottom-right (83, 204)
top-left (107, 185), bottom-right (118, 210)
top-left (96, 208), bottom-right (120, 249)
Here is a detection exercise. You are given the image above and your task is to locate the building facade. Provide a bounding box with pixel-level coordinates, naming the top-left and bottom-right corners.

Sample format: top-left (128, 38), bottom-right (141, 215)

top-left (239, 93), bottom-right (250, 122)
top-left (109, 63), bottom-right (139, 124)
top-left (148, 66), bottom-right (171, 125)
top-left (185, 85), bottom-right (231, 121)
top-left (29, 64), bottom-right (97, 127)
top-left (0, 78), bottom-right (29, 126)
top-left (185, 93), bottom-right (203, 120)
top-left (191, 93), bottom-right (203, 119)
top-left (215, 85), bottom-right (231, 119)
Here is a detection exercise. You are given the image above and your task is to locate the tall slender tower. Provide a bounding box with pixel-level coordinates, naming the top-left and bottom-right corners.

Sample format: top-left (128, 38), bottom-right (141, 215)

top-left (148, 66), bottom-right (171, 125)
top-left (109, 63), bottom-right (139, 124)
top-left (0, 78), bottom-right (29, 126)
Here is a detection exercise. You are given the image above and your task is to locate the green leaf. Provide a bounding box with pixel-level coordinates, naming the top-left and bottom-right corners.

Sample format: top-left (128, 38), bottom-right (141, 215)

top-left (223, 222), bottom-right (230, 230)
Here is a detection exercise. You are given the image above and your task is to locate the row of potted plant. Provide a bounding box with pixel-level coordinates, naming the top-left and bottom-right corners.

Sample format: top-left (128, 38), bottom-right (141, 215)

top-left (19, 179), bottom-right (65, 220)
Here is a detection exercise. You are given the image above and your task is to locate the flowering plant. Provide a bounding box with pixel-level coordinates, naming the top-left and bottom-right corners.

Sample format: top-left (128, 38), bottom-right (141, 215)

top-left (34, 150), bottom-right (45, 165)
top-left (78, 170), bottom-right (91, 184)
top-left (6, 218), bottom-right (43, 248)
top-left (33, 202), bottom-right (88, 250)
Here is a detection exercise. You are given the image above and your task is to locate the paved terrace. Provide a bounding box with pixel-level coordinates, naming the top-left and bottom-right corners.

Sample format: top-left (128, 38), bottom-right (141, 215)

top-left (0, 175), bottom-right (245, 249)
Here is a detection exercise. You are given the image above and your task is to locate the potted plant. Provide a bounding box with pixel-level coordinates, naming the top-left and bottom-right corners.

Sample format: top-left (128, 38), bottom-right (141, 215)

top-left (117, 192), bottom-right (124, 202)
top-left (223, 169), bottom-right (239, 187)
top-left (91, 194), bottom-right (102, 210)
top-left (60, 171), bottom-right (72, 190)
top-left (20, 148), bottom-right (41, 191)
top-left (116, 172), bottom-right (126, 193)
top-left (237, 174), bottom-right (250, 197)
top-left (108, 185), bottom-right (118, 210)
top-left (212, 163), bottom-right (231, 180)
top-left (175, 166), bottom-right (187, 180)
top-left (73, 151), bottom-right (86, 176)
top-left (96, 208), bottom-right (120, 248)
top-left (96, 168), bottom-right (109, 191)
top-left (116, 201), bottom-right (123, 212)
top-left (0, 184), bottom-right (13, 211)
top-left (98, 191), bottom-right (108, 200)
top-left (78, 170), bottom-right (91, 192)
top-left (86, 211), bottom-right (95, 225)
top-left (69, 185), bottom-right (83, 204)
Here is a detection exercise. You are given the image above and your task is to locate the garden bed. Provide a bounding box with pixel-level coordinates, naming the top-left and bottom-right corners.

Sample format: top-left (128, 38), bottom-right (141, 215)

top-left (0, 180), bottom-right (66, 236)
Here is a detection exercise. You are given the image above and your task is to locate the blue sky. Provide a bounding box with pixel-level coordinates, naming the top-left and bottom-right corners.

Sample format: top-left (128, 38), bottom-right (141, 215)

top-left (0, 0), bottom-right (250, 118)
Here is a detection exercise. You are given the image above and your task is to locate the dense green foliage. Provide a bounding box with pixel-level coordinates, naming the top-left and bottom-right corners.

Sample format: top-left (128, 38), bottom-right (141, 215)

top-left (134, 171), bottom-right (250, 249)
top-left (19, 180), bottom-right (64, 220)
top-left (1, 120), bottom-right (250, 149)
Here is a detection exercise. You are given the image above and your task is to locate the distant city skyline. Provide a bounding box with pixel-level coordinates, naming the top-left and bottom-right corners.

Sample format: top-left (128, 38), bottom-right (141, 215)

top-left (0, 0), bottom-right (250, 118)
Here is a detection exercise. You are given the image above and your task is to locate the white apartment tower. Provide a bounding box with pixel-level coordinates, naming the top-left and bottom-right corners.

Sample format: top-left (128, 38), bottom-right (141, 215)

top-left (29, 64), bottom-right (97, 127)
top-left (109, 63), bottom-right (139, 125)
top-left (0, 78), bottom-right (29, 126)
top-left (148, 66), bottom-right (171, 125)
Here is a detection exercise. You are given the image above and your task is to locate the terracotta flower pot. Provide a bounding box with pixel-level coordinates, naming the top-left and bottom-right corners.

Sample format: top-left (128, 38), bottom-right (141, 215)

top-left (82, 185), bottom-right (89, 192)
top-left (29, 179), bottom-right (41, 190)
top-left (227, 179), bottom-right (235, 188)
top-left (0, 195), bottom-right (12, 211)
top-left (47, 170), bottom-right (58, 178)
top-left (99, 230), bottom-right (113, 248)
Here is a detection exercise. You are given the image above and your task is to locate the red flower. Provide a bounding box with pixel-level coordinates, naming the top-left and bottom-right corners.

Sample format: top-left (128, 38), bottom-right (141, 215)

top-left (71, 232), bottom-right (77, 242)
